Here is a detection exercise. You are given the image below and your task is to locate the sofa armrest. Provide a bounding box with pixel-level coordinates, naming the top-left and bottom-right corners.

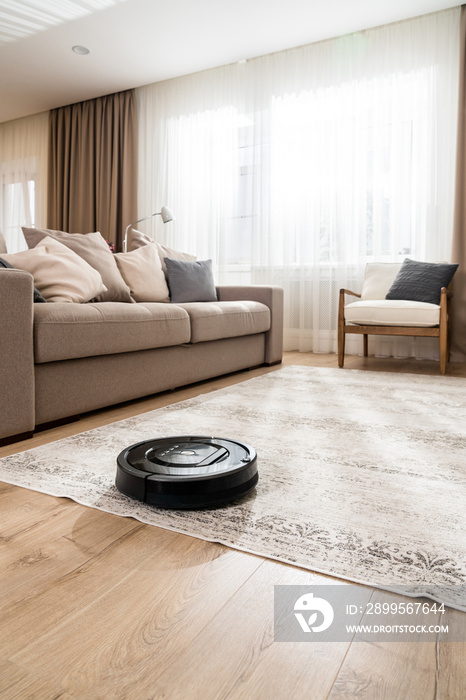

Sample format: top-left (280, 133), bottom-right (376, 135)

top-left (216, 285), bottom-right (284, 364)
top-left (0, 269), bottom-right (35, 443)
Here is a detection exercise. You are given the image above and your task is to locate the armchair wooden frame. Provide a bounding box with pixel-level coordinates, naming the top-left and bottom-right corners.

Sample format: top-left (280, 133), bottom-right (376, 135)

top-left (338, 286), bottom-right (450, 374)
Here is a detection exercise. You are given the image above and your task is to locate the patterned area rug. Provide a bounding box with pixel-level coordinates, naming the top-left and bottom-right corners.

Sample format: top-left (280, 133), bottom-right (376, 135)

top-left (1, 366), bottom-right (465, 610)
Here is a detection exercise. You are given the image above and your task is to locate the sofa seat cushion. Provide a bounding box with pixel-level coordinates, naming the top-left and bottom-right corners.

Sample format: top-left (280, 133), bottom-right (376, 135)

top-left (34, 302), bottom-right (191, 363)
top-left (345, 300), bottom-right (440, 327)
top-left (177, 301), bottom-right (270, 343)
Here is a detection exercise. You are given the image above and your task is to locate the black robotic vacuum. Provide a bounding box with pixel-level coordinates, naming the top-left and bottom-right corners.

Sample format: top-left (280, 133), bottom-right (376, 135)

top-left (116, 436), bottom-right (258, 509)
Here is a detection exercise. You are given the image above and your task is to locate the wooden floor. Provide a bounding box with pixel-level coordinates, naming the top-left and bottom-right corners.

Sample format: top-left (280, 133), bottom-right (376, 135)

top-left (1, 352), bottom-right (465, 700)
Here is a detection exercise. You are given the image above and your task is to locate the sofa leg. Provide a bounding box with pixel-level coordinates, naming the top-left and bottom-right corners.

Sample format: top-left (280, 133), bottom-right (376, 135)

top-left (363, 334), bottom-right (368, 357)
top-left (0, 431), bottom-right (34, 447)
top-left (35, 415), bottom-right (81, 433)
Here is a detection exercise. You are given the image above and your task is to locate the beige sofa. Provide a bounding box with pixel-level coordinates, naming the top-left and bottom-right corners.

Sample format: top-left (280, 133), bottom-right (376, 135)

top-left (0, 269), bottom-right (283, 445)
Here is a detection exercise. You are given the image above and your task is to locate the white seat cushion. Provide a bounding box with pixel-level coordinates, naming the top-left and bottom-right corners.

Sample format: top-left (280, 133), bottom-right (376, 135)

top-left (344, 299), bottom-right (440, 327)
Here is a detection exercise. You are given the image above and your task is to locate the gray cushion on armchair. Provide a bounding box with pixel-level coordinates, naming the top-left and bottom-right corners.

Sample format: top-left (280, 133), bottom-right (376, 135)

top-left (385, 258), bottom-right (458, 305)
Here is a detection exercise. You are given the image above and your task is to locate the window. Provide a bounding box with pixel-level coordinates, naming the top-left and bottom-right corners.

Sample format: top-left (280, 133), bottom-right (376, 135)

top-left (0, 112), bottom-right (48, 253)
top-left (1, 176), bottom-right (36, 243)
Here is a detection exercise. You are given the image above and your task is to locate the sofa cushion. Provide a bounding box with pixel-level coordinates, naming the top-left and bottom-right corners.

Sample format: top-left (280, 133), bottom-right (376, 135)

top-left (126, 228), bottom-right (153, 250)
top-left (344, 299), bottom-right (440, 327)
top-left (177, 301), bottom-right (271, 343)
top-left (126, 228), bottom-right (196, 276)
top-left (165, 258), bottom-right (218, 303)
top-left (157, 243), bottom-right (196, 276)
top-left (114, 244), bottom-right (170, 302)
top-left (22, 227), bottom-right (133, 303)
top-left (2, 237), bottom-right (107, 303)
top-left (34, 302), bottom-right (191, 363)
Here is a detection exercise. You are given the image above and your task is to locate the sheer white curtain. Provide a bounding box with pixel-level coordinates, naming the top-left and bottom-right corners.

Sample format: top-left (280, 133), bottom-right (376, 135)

top-left (137, 8), bottom-right (460, 357)
top-left (0, 112), bottom-right (49, 253)
top-left (137, 65), bottom-right (242, 261)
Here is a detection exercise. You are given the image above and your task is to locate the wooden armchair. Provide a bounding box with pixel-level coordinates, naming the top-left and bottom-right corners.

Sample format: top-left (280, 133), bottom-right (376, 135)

top-left (338, 262), bottom-right (453, 374)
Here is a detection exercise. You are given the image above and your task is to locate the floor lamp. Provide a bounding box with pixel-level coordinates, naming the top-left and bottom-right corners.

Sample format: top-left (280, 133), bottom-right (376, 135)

top-left (123, 206), bottom-right (174, 252)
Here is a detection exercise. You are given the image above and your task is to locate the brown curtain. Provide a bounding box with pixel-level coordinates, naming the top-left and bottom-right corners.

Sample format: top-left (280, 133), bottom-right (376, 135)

top-left (47, 89), bottom-right (137, 252)
top-left (451, 6), bottom-right (466, 361)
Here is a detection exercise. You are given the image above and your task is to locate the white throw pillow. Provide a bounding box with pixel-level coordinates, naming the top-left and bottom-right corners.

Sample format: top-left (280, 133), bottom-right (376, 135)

top-left (1, 236), bottom-right (107, 303)
top-left (114, 244), bottom-right (170, 302)
top-left (360, 262), bottom-right (402, 300)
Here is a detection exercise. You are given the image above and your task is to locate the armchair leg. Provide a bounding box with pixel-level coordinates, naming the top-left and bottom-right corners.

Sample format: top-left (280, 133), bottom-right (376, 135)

top-left (338, 289), bottom-right (345, 367)
top-left (338, 329), bottom-right (345, 367)
top-left (363, 334), bottom-right (368, 357)
top-left (439, 286), bottom-right (448, 374)
top-left (439, 331), bottom-right (447, 374)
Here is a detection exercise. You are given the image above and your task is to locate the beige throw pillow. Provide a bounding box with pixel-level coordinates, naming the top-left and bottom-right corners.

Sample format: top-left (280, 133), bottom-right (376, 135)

top-left (114, 244), bottom-right (170, 302)
top-left (2, 236), bottom-right (107, 303)
top-left (126, 228), bottom-right (153, 250)
top-left (155, 242), bottom-right (197, 276)
top-left (126, 228), bottom-right (197, 276)
top-left (22, 227), bottom-right (132, 303)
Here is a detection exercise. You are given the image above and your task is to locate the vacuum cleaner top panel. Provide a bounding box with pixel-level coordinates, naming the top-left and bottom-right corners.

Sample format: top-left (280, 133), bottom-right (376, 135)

top-left (121, 436), bottom-right (255, 478)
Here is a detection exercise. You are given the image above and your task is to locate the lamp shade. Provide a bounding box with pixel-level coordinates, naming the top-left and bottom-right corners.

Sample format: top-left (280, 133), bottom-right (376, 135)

top-left (160, 206), bottom-right (174, 223)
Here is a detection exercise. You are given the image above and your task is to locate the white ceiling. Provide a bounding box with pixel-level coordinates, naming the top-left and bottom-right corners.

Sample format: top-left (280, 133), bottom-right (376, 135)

top-left (0, 0), bottom-right (461, 124)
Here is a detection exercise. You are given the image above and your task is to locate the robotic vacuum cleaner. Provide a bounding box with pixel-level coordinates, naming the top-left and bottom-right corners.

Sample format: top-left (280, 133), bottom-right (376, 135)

top-left (116, 436), bottom-right (258, 509)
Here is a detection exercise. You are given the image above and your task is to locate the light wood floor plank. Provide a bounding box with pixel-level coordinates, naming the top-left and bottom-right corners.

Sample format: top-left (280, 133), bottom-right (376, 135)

top-left (436, 608), bottom-right (466, 700)
top-left (9, 535), bottom-right (261, 698)
top-left (0, 498), bottom-right (140, 614)
top-left (327, 590), bottom-right (453, 700)
top-left (133, 561), bottom-right (350, 700)
top-left (0, 658), bottom-right (78, 699)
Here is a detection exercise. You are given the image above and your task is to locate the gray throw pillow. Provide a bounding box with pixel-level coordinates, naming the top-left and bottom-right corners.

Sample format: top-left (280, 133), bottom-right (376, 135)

top-left (385, 258), bottom-right (458, 305)
top-left (0, 256), bottom-right (47, 303)
top-left (164, 258), bottom-right (217, 303)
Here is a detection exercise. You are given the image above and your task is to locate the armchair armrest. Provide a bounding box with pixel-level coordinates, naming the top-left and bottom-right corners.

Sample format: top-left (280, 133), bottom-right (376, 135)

top-left (338, 288), bottom-right (361, 324)
top-left (0, 269), bottom-right (35, 443)
top-left (216, 285), bottom-right (284, 364)
top-left (341, 289), bottom-right (361, 299)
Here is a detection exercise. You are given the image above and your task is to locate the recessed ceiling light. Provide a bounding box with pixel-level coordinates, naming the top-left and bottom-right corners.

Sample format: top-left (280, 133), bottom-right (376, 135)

top-left (72, 45), bottom-right (90, 55)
